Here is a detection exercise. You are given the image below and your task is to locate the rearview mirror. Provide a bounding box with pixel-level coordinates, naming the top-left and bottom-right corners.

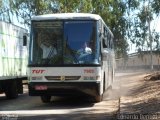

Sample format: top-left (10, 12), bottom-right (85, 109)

top-left (102, 49), bottom-right (109, 61)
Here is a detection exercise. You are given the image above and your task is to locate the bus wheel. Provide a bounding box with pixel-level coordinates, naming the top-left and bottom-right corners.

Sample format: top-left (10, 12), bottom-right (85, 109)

top-left (5, 80), bottom-right (18, 99)
top-left (94, 95), bottom-right (103, 103)
top-left (41, 96), bottom-right (51, 103)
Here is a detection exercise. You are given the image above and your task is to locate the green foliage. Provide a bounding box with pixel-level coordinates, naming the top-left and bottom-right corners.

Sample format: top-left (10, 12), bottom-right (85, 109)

top-left (2, 0), bottom-right (160, 56)
top-left (127, 0), bottom-right (160, 52)
top-left (8, 0), bottom-right (130, 57)
top-left (152, 0), bottom-right (160, 15)
top-left (0, 1), bottom-right (2, 9)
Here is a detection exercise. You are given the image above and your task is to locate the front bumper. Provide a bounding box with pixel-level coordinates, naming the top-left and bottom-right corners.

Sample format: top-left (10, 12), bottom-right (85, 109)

top-left (28, 81), bottom-right (100, 97)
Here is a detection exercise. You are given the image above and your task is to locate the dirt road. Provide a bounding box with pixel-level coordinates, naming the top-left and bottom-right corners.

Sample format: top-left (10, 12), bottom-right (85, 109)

top-left (0, 70), bottom-right (159, 120)
top-left (0, 78), bottom-right (120, 120)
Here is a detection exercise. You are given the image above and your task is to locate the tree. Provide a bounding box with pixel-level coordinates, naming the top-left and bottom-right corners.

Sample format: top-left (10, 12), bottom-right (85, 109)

top-left (0, 0), bottom-right (12, 22)
top-left (9, 0), bottom-right (54, 25)
top-left (152, 0), bottom-right (160, 15)
top-left (8, 0), bottom-right (130, 57)
top-left (126, 0), bottom-right (160, 52)
top-left (7, 0), bottom-right (160, 58)
top-left (152, 0), bottom-right (160, 51)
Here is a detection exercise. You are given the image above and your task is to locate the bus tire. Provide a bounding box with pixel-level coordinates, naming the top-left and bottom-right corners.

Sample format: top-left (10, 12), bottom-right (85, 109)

top-left (94, 94), bottom-right (103, 103)
top-left (41, 96), bottom-right (51, 103)
top-left (5, 80), bottom-right (18, 99)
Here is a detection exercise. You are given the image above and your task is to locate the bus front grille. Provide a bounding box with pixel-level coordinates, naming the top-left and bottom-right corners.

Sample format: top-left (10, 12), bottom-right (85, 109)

top-left (45, 76), bottom-right (81, 81)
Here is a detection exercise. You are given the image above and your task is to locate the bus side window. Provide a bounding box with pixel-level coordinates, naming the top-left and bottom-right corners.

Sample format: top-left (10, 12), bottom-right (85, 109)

top-left (102, 28), bottom-right (108, 48)
top-left (112, 38), bottom-right (114, 49)
top-left (110, 38), bottom-right (113, 49)
top-left (103, 38), bottom-right (107, 48)
top-left (107, 34), bottom-right (111, 48)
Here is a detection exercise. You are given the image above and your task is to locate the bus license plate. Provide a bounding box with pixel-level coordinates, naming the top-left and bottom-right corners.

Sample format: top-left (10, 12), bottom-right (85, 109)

top-left (35, 85), bottom-right (47, 90)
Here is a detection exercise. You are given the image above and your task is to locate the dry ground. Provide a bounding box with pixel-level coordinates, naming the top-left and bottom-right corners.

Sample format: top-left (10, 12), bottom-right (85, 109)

top-left (0, 71), bottom-right (159, 120)
top-left (118, 71), bottom-right (160, 120)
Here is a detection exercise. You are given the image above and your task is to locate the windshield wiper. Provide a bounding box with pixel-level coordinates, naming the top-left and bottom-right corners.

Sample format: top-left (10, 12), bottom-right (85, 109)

top-left (66, 41), bottom-right (78, 63)
top-left (42, 47), bottom-right (57, 64)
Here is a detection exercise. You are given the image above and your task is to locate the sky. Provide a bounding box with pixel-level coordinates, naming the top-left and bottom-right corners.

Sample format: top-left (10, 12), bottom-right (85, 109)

top-left (152, 16), bottom-right (160, 32)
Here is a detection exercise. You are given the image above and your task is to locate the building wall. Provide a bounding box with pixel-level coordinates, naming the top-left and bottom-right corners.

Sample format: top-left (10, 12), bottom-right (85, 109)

top-left (116, 53), bottom-right (160, 70)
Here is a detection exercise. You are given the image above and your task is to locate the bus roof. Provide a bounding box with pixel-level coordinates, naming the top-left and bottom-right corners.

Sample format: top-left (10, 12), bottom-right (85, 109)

top-left (31, 13), bottom-right (102, 21)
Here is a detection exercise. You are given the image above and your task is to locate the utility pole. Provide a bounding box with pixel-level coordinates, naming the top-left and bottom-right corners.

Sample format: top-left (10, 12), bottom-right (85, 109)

top-left (148, 0), bottom-right (153, 70)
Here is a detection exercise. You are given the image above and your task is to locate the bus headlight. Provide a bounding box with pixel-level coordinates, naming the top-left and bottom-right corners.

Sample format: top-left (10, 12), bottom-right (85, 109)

top-left (83, 76), bottom-right (100, 80)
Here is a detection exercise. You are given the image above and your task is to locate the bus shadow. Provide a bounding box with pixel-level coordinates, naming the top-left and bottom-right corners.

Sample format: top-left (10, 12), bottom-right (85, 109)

top-left (0, 94), bottom-right (6, 101)
top-left (35, 96), bottom-right (95, 110)
top-left (0, 93), bottom-right (95, 111)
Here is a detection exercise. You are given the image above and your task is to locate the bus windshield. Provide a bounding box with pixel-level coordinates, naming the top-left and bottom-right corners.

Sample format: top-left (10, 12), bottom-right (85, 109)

top-left (29, 20), bottom-right (100, 66)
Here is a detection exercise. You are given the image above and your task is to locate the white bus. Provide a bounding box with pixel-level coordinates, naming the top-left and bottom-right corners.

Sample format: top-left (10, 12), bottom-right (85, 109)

top-left (28, 13), bottom-right (115, 103)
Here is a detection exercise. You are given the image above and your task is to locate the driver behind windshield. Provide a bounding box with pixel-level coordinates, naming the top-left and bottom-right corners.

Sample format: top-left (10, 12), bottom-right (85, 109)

top-left (38, 32), bottom-right (57, 59)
